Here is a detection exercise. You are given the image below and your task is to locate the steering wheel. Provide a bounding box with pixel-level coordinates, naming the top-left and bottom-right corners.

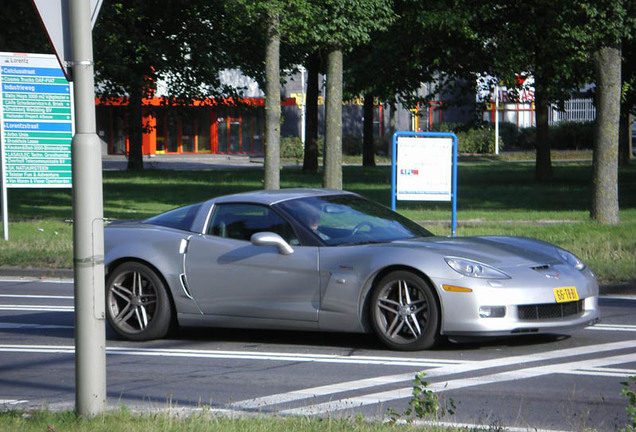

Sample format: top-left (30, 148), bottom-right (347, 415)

top-left (352, 221), bottom-right (374, 236)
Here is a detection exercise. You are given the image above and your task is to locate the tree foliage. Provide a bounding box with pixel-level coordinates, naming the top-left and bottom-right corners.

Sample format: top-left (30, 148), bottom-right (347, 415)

top-left (93, 1), bottom-right (231, 170)
top-left (0, 1), bottom-right (51, 54)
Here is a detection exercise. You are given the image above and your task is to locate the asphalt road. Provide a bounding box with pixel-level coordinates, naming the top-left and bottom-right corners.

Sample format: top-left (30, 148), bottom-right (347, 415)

top-left (0, 277), bottom-right (635, 432)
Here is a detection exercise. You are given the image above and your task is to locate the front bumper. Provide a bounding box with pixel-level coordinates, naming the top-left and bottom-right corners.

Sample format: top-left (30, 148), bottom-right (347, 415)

top-left (433, 269), bottom-right (600, 337)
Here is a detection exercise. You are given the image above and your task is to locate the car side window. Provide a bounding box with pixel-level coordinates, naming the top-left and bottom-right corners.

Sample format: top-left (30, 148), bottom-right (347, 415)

top-left (207, 204), bottom-right (298, 245)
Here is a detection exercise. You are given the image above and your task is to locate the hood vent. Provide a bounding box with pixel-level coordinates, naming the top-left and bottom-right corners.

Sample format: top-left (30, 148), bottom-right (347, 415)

top-left (531, 264), bottom-right (550, 272)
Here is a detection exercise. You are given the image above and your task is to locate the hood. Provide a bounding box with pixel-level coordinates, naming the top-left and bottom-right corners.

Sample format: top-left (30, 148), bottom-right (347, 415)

top-left (393, 236), bottom-right (559, 269)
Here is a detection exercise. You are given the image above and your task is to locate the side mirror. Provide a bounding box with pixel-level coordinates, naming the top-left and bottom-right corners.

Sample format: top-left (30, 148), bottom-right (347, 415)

top-left (250, 232), bottom-right (294, 255)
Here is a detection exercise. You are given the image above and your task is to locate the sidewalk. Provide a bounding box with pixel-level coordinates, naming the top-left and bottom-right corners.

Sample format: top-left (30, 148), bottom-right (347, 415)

top-left (102, 154), bottom-right (264, 171)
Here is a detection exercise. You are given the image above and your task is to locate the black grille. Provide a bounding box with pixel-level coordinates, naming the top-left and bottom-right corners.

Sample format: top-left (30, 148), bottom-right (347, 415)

top-left (518, 300), bottom-right (584, 320)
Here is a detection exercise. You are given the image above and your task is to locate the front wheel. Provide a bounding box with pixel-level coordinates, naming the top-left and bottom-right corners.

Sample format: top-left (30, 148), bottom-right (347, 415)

top-left (105, 262), bottom-right (173, 341)
top-left (370, 271), bottom-right (440, 351)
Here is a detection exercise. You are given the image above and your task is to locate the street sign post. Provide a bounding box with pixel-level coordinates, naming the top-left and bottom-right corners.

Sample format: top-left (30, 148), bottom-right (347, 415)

top-left (30, 0), bottom-right (107, 416)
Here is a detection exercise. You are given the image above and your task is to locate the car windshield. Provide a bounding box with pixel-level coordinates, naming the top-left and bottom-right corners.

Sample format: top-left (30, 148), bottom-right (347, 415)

top-left (276, 195), bottom-right (433, 246)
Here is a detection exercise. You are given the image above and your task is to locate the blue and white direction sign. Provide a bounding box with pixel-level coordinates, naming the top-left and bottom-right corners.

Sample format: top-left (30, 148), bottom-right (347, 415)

top-left (1, 52), bottom-right (73, 188)
top-left (391, 131), bottom-right (458, 236)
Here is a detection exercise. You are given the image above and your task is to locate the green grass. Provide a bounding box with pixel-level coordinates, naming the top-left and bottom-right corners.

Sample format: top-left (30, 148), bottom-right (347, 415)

top-left (0, 220), bottom-right (73, 269)
top-left (1, 160), bottom-right (634, 284)
top-left (0, 408), bottom-right (482, 432)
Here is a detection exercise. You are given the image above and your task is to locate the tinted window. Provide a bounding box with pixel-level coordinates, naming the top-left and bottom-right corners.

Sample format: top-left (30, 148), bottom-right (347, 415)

top-left (144, 203), bottom-right (202, 231)
top-left (207, 204), bottom-right (298, 244)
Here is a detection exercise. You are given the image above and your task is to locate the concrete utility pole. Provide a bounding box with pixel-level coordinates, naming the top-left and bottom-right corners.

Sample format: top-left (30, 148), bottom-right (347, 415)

top-left (69, 0), bottom-right (107, 416)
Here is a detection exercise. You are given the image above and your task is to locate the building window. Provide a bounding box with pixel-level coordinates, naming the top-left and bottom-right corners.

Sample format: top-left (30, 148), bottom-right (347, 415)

top-left (217, 106), bottom-right (264, 154)
top-left (96, 106), bottom-right (127, 155)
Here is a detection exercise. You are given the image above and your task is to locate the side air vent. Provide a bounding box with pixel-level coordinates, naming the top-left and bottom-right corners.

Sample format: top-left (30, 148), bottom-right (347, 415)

top-left (179, 273), bottom-right (193, 299)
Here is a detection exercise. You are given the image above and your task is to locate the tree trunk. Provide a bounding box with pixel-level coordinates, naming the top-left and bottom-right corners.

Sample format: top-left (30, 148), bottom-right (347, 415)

top-left (362, 94), bottom-right (376, 167)
top-left (263, 10), bottom-right (281, 190)
top-left (302, 52), bottom-right (320, 173)
top-left (534, 83), bottom-right (551, 182)
top-left (591, 46), bottom-right (621, 225)
top-left (323, 48), bottom-right (343, 189)
top-left (126, 88), bottom-right (144, 171)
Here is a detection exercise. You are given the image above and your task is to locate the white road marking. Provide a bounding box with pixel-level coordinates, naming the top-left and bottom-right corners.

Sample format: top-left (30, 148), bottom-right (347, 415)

top-left (0, 345), bottom-right (75, 354)
top-left (107, 346), bottom-right (465, 367)
top-left (280, 352), bottom-right (636, 416)
top-left (233, 339), bottom-right (636, 413)
top-left (0, 399), bottom-right (28, 405)
top-left (230, 372), bottom-right (421, 409)
top-left (0, 294), bottom-right (73, 300)
top-left (588, 323), bottom-right (636, 332)
top-left (0, 278), bottom-right (71, 284)
top-left (0, 305), bottom-right (74, 312)
top-left (0, 344), bottom-right (466, 367)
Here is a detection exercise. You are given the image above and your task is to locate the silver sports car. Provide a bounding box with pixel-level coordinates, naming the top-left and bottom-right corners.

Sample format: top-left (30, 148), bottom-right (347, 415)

top-left (104, 188), bottom-right (599, 350)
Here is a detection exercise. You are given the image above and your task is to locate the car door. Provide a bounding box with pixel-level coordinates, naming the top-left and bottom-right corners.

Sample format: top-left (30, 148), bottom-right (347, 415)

top-left (183, 203), bottom-right (321, 322)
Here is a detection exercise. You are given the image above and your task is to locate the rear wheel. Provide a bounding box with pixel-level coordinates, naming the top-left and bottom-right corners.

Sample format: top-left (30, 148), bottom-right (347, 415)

top-left (105, 262), bottom-right (172, 341)
top-left (370, 271), bottom-right (440, 350)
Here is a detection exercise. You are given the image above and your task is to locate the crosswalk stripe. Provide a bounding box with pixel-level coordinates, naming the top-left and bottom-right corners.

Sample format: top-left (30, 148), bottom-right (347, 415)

top-left (233, 339), bottom-right (636, 413)
top-left (588, 323), bottom-right (636, 332)
top-left (280, 352), bottom-right (636, 416)
top-left (0, 305), bottom-right (74, 312)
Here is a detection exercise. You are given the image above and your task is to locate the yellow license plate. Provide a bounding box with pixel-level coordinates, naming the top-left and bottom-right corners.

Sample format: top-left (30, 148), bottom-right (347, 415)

top-left (553, 286), bottom-right (579, 303)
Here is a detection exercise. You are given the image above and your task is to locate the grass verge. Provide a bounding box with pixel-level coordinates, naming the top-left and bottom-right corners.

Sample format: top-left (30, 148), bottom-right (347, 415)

top-left (0, 408), bottom-right (485, 432)
top-left (1, 161), bottom-right (634, 284)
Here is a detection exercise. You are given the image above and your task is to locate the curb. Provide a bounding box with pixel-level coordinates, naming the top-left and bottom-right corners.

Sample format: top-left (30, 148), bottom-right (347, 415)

top-left (0, 267), bottom-right (74, 280)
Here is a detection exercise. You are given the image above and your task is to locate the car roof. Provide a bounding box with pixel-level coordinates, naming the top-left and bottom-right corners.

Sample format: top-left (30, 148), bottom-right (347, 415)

top-left (209, 188), bottom-right (358, 206)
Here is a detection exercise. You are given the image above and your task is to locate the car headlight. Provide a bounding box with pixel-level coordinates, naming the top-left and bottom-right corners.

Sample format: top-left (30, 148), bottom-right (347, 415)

top-left (556, 248), bottom-right (586, 271)
top-left (445, 257), bottom-right (510, 279)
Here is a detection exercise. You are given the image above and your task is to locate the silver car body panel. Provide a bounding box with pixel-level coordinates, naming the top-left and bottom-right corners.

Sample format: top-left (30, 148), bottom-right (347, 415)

top-left (183, 234), bottom-right (321, 322)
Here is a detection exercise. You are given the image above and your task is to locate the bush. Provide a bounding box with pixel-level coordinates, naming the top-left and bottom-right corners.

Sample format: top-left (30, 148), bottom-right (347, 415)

top-left (280, 136), bottom-right (304, 159)
top-left (342, 135), bottom-right (363, 156)
top-left (499, 121), bottom-right (595, 151)
top-left (516, 127), bottom-right (537, 150)
top-left (432, 122), bottom-right (501, 154)
top-left (549, 121), bottom-right (595, 149)
top-left (498, 123), bottom-right (520, 149)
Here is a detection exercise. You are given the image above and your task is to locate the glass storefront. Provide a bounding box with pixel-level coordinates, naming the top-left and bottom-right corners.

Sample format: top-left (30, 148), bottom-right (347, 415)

top-left (97, 102), bottom-right (265, 156)
top-left (216, 106), bottom-right (264, 154)
top-left (96, 106), bottom-right (128, 155)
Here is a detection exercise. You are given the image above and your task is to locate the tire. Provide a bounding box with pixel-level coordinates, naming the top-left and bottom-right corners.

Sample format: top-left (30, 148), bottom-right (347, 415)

top-left (370, 270), bottom-right (440, 351)
top-left (105, 262), bottom-right (173, 341)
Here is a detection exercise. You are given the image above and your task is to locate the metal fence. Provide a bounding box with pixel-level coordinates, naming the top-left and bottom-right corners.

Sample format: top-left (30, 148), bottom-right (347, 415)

top-left (549, 98), bottom-right (596, 124)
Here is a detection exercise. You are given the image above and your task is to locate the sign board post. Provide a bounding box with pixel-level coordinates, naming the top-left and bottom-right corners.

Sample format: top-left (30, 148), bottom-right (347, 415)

top-left (1, 52), bottom-right (73, 240)
top-left (391, 131), bottom-right (458, 236)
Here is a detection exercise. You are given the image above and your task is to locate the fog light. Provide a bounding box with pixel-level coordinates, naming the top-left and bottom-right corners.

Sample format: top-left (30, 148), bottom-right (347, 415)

top-left (479, 306), bottom-right (506, 318)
